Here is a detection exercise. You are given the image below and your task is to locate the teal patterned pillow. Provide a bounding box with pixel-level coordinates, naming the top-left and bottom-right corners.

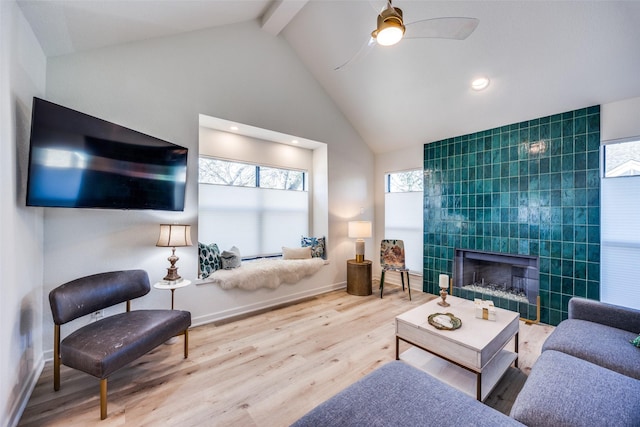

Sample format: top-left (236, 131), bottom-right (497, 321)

top-left (301, 236), bottom-right (326, 259)
top-left (199, 242), bottom-right (221, 279)
top-left (631, 335), bottom-right (640, 348)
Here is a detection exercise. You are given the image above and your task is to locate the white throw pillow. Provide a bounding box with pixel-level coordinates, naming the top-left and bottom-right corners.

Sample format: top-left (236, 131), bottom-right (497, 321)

top-left (221, 246), bottom-right (242, 269)
top-left (282, 246), bottom-right (312, 260)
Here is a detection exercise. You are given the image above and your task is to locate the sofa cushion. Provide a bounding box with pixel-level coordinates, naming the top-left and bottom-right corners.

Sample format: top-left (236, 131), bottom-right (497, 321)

top-left (510, 350), bottom-right (640, 427)
top-left (292, 361), bottom-right (523, 427)
top-left (542, 318), bottom-right (640, 379)
top-left (569, 297), bottom-right (640, 334)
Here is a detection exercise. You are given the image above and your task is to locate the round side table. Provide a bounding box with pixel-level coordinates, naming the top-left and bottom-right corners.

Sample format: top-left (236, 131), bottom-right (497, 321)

top-left (153, 279), bottom-right (191, 310)
top-left (347, 259), bottom-right (372, 296)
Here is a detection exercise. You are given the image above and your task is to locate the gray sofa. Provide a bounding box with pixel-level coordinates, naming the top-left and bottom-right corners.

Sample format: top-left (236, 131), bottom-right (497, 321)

top-left (293, 297), bottom-right (640, 426)
top-left (540, 297), bottom-right (640, 379)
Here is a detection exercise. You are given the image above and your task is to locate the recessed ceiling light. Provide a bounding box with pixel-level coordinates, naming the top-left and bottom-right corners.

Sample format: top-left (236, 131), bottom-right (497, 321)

top-left (291, 139), bottom-right (299, 144)
top-left (471, 77), bottom-right (490, 91)
top-left (230, 125), bottom-right (239, 131)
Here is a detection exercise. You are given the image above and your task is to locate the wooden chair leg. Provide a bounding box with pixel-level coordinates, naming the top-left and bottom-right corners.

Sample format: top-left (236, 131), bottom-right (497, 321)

top-left (100, 378), bottom-right (108, 420)
top-left (380, 271), bottom-right (386, 298)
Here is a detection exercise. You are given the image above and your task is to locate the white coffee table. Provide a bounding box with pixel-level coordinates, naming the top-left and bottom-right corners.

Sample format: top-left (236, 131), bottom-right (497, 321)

top-left (395, 295), bottom-right (519, 401)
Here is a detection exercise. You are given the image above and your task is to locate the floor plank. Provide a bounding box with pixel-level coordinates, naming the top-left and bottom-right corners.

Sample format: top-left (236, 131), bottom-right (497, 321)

top-left (19, 286), bottom-right (553, 426)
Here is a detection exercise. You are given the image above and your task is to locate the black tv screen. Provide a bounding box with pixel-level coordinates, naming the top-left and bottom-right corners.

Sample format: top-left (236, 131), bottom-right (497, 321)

top-left (26, 97), bottom-right (188, 211)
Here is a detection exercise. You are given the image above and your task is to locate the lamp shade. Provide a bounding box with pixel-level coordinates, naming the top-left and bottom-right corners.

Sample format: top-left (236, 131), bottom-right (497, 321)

top-left (156, 224), bottom-right (193, 248)
top-left (348, 221), bottom-right (372, 239)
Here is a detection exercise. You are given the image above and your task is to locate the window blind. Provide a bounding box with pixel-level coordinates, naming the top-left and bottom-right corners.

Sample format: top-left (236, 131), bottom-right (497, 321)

top-left (600, 176), bottom-right (640, 309)
top-left (199, 184), bottom-right (308, 257)
top-left (384, 191), bottom-right (423, 273)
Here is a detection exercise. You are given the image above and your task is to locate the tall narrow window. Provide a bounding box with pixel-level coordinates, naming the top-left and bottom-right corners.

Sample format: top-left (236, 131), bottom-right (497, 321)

top-left (199, 157), bottom-right (308, 257)
top-left (601, 138), bottom-right (640, 310)
top-left (384, 169), bottom-right (423, 273)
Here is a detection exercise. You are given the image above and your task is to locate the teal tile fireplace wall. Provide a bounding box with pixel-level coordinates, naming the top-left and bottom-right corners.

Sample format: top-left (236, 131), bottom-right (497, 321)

top-left (423, 106), bottom-right (600, 326)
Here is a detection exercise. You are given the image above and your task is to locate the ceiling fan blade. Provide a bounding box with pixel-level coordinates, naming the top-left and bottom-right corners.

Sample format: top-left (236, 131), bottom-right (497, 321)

top-left (334, 36), bottom-right (377, 71)
top-left (404, 17), bottom-right (479, 40)
top-left (368, 0), bottom-right (391, 14)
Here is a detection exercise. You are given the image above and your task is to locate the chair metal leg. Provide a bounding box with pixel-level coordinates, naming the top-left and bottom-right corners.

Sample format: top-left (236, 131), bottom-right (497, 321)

top-left (380, 271), bottom-right (385, 298)
top-left (184, 329), bottom-right (189, 358)
top-left (406, 272), bottom-right (412, 301)
top-left (400, 272), bottom-right (405, 291)
top-left (53, 325), bottom-right (61, 391)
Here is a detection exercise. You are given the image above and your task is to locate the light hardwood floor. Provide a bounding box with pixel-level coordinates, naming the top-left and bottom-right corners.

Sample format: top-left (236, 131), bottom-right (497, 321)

top-left (19, 286), bottom-right (553, 426)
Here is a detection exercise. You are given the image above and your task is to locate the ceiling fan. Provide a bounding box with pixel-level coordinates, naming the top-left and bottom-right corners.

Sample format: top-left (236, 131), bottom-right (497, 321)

top-left (335, 0), bottom-right (479, 70)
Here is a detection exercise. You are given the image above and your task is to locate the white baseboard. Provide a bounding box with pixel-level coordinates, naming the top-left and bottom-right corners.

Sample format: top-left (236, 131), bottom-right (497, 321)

top-left (7, 355), bottom-right (44, 427)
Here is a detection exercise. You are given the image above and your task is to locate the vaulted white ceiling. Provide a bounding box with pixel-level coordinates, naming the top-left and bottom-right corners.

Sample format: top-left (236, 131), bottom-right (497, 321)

top-left (17, 0), bottom-right (640, 153)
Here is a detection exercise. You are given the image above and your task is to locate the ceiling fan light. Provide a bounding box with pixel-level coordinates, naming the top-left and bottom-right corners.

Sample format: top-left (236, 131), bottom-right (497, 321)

top-left (372, 5), bottom-right (405, 46)
top-left (376, 23), bottom-right (404, 46)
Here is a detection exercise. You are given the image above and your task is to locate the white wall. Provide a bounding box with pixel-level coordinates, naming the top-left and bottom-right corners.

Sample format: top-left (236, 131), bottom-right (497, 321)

top-left (42, 20), bottom-right (374, 354)
top-left (0, 1), bottom-right (47, 425)
top-left (601, 96), bottom-right (640, 141)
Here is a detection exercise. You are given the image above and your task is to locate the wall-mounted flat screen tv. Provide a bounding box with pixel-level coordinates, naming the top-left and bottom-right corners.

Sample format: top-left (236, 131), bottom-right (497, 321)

top-left (26, 97), bottom-right (188, 211)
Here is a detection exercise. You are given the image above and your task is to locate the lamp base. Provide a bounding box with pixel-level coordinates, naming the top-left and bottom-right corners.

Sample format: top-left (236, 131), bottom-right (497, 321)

top-left (163, 267), bottom-right (182, 282)
top-left (164, 248), bottom-right (182, 282)
top-left (355, 239), bottom-right (365, 263)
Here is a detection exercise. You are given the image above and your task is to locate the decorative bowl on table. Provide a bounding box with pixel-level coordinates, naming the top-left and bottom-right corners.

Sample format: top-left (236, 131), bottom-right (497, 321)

top-left (428, 312), bottom-right (462, 330)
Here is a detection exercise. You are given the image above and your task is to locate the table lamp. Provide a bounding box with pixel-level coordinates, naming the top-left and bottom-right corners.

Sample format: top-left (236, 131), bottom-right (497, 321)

top-left (156, 224), bottom-right (193, 282)
top-left (348, 220), bottom-right (372, 263)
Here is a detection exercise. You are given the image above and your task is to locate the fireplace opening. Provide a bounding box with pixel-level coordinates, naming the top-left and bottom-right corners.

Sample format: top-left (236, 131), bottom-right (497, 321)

top-left (454, 249), bottom-right (539, 305)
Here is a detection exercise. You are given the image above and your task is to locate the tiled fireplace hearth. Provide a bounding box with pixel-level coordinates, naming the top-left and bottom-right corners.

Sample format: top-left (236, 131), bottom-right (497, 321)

top-left (423, 106), bottom-right (601, 325)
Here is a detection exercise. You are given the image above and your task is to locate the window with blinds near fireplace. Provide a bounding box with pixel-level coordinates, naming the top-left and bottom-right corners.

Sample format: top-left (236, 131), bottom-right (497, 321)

top-left (600, 138), bottom-right (640, 310)
top-left (384, 169), bottom-right (423, 274)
